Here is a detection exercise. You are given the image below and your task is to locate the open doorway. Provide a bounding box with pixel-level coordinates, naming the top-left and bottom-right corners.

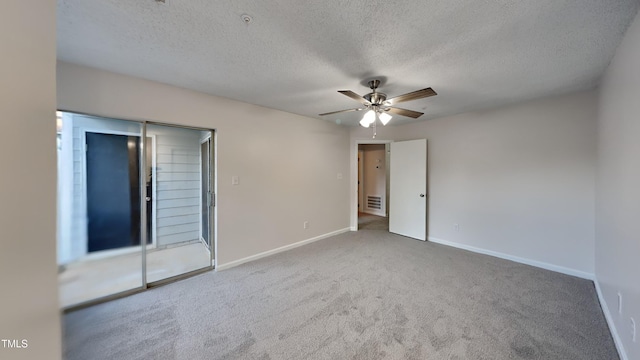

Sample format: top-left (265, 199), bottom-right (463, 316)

top-left (357, 143), bottom-right (390, 231)
top-left (352, 139), bottom-right (428, 239)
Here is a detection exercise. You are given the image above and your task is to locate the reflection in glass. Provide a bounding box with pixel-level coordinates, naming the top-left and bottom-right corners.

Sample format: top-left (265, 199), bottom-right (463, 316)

top-left (57, 113), bottom-right (144, 308)
top-left (145, 123), bottom-right (212, 283)
top-left (56, 113), bottom-right (214, 308)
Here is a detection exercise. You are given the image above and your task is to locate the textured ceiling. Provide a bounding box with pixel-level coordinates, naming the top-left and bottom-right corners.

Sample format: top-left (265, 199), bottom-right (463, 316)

top-left (57, 0), bottom-right (639, 126)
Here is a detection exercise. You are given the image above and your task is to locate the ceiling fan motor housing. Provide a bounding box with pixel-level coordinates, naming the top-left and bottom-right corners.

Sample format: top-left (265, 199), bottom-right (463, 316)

top-left (364, 92), bottom-right (387, 107)
top-left (365, 79), bottom-right (388, 111)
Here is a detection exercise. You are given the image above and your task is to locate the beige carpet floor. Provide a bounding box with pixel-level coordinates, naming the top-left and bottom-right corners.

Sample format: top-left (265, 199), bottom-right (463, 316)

top-left (63, 228), bottom-right (618, 359)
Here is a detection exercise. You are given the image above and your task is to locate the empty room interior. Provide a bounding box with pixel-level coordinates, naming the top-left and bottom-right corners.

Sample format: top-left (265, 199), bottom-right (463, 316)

top-left (2, 1), bottom-right (640, 359)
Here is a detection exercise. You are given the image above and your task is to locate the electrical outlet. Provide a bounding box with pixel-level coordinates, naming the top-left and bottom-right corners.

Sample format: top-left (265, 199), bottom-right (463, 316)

top-left (454, 223), bottom-right (460, 232)
top-left (231, 176), bottom-right (239, 185)
top-left (337, 172), bottom-right (343, 180)
top-left (618, 292), bottom-right (622, 314)
top-left (631, 318), bottom-right (636, 343)
top-left (303, 221), bottom-right (309, 229)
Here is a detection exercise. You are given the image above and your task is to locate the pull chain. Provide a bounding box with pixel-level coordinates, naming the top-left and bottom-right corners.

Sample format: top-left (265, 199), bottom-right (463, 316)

top-left (372, 117), bottom-right (377, 138)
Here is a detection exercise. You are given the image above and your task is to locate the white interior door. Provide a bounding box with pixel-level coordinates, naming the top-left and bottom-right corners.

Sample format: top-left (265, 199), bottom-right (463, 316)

top-left (389, 139), bottom-right (427, 240)
top-left (358, 150), bottom-right (364, 212)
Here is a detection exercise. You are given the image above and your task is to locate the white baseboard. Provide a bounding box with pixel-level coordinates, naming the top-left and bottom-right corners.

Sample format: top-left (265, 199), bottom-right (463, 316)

top-left (427, 237), bottom-right (594, 280)
top-left (594, 279), bottom-right (628, 360)
top-left (427, 236), bottom-right (624, 358)
top-left (216, 228), bottom-right (351, 271)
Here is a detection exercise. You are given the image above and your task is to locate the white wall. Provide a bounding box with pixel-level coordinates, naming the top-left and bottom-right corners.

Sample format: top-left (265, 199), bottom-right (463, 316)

top-left (360, 144), bottom-right (386, 216)
top-left (57, 62), bottom-right (351, 267)
top-left (0, 1), bottom-right (62, 360)
top-left (351, 90), bottom-right (597, 277)
top-left (596, 10), bottom-right (640, 360)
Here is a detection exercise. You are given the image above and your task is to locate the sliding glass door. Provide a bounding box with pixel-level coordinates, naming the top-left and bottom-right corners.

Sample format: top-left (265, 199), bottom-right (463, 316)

top-left (56, 112), bottom-right (214, 309)
top-left (144, 123), bottom-right (213, 283)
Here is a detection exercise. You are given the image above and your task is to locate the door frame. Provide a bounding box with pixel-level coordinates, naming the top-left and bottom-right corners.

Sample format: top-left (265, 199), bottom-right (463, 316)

top-left (199, 128), bottom-right (217, 268)
top-left (357, 149), bottom-right (364, 214)
top-left (80, 128), bottom-right (157, 260)
top-left (210, 130), bottom-right (218, 268)
top-left (199, 133), bottom-right (212, 250)
top-left (350, 139), bottom-right (392, 230)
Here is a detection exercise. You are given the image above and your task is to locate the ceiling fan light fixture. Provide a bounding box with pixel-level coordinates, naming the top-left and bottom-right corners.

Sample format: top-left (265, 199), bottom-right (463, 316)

top-left (360, 109), bottom-right (375, 127)
top-left (379, 112), bottom-right (392, 125)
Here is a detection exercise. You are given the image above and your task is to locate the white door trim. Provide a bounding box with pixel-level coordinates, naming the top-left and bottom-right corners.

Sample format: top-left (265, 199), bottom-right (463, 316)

top-left (358, 150), bottom-right (364, 214)
top-left (210, 130), bottom-right (218, 268)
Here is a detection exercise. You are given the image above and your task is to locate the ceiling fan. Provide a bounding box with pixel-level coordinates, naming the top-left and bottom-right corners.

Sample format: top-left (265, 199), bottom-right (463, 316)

top-left (319, 80), bottom-right (437, 129)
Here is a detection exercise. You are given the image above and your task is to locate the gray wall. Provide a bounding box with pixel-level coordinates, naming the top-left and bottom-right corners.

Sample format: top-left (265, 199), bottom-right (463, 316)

top-left (0, 1), bottom-right (62, 359)
top-left (351, 90), bottom-right (598, 277)
top-left (596, 10), bottom-right (640, 360)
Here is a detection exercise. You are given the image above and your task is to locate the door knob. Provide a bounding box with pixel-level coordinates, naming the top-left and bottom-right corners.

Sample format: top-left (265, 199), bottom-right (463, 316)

top-left (420, 194), bottom-right (425, 198)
